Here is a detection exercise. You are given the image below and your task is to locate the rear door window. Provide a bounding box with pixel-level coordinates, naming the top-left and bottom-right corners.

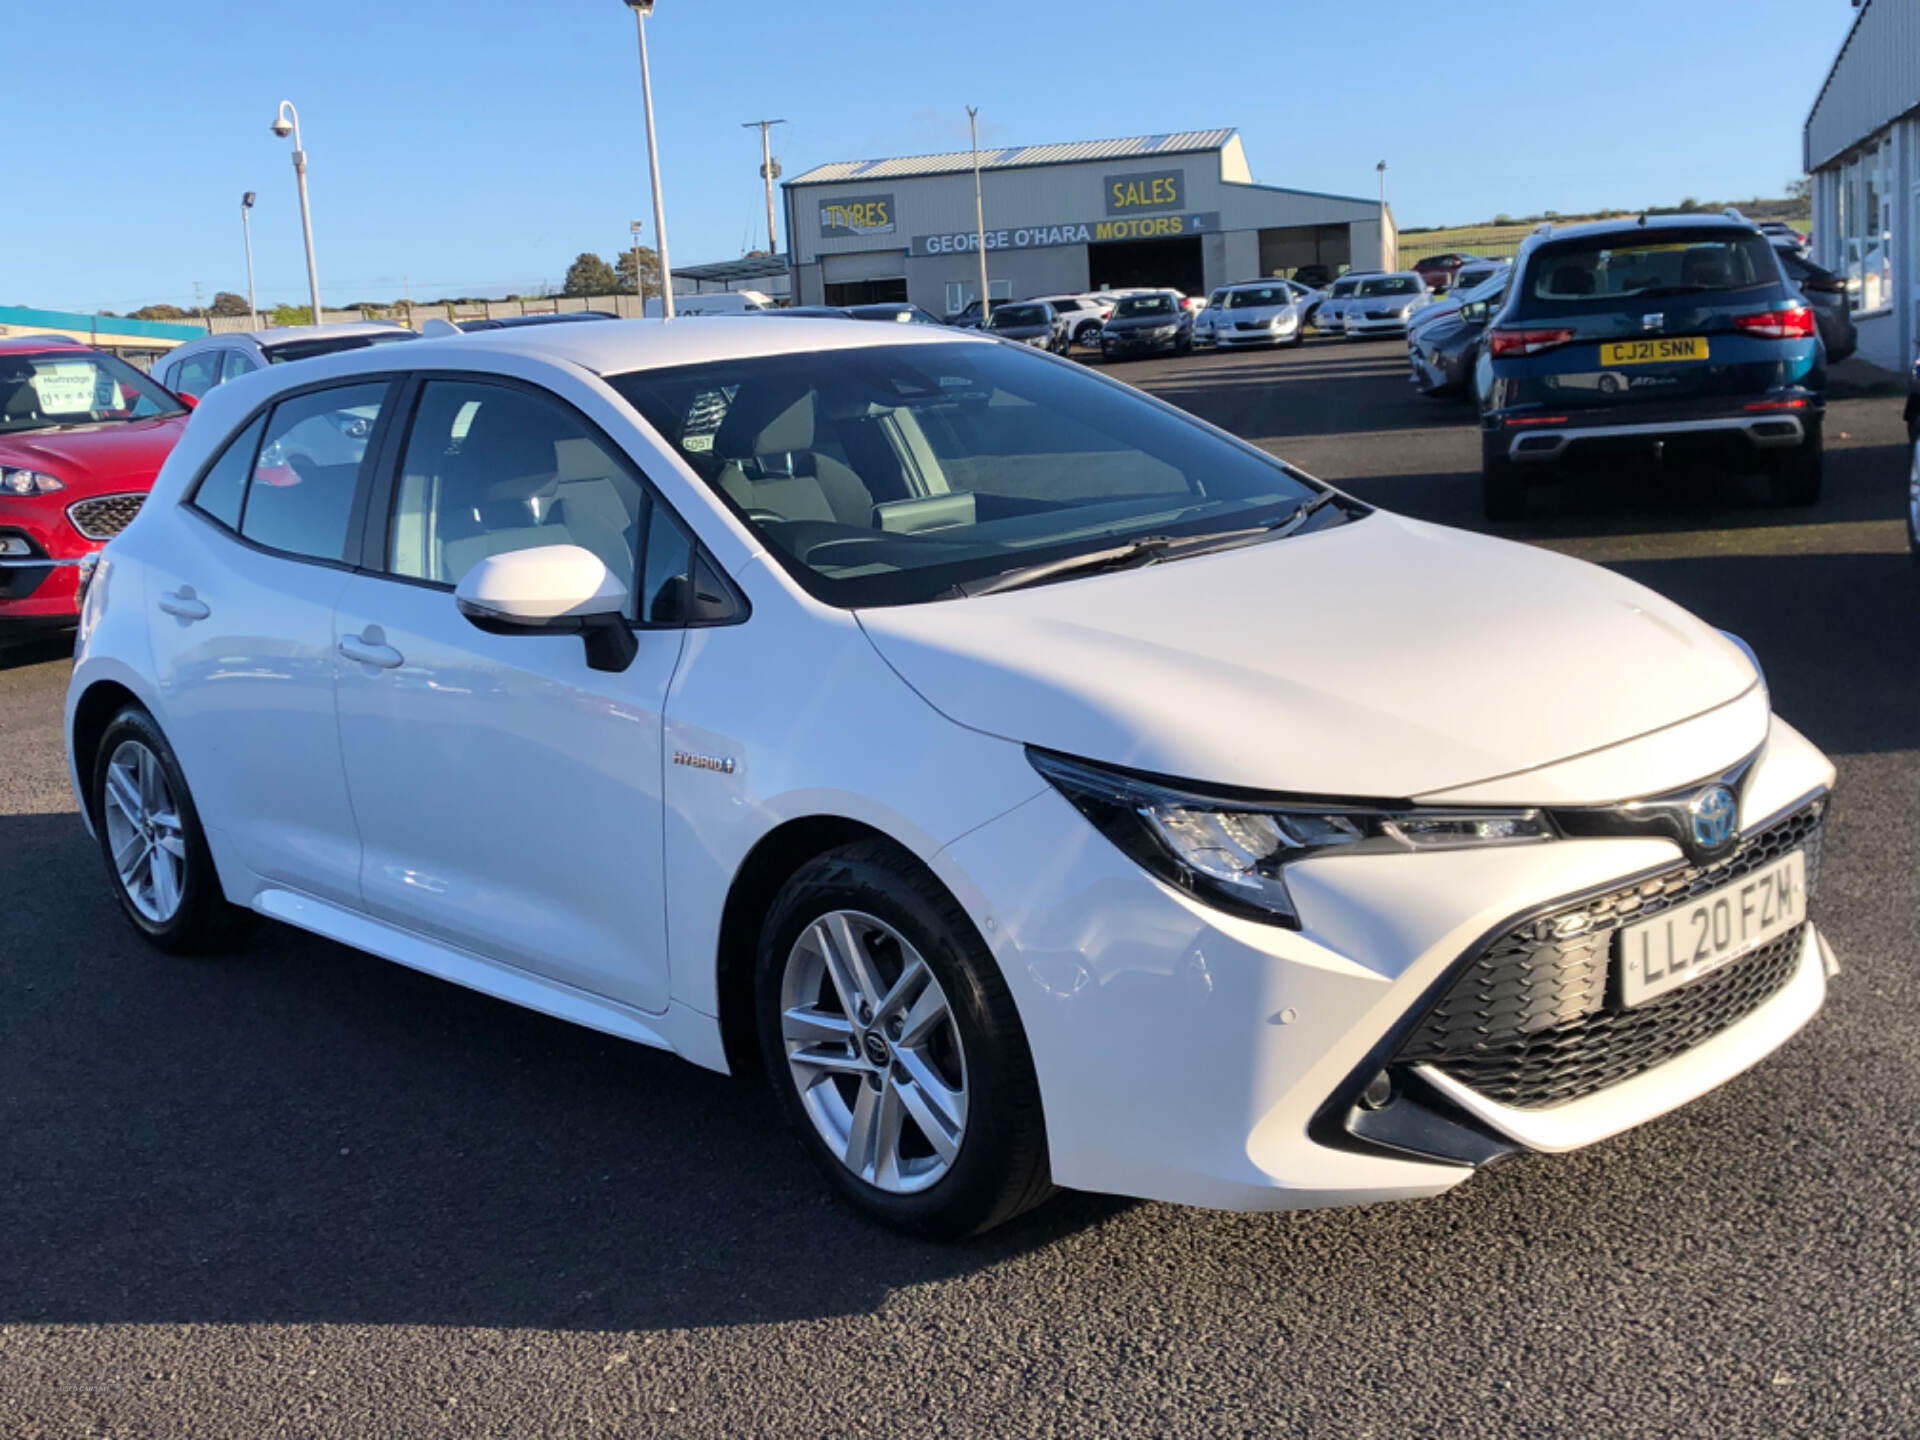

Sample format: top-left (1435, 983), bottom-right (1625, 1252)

top-left (241, 382), bottom-right (391, 563)
top-left (220, 350), bottom-right (259, 382)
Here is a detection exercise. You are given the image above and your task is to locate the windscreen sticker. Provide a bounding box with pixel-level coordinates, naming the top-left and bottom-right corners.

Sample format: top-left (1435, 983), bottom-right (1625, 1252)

top-left (30, 363), bottom-right (98, 414)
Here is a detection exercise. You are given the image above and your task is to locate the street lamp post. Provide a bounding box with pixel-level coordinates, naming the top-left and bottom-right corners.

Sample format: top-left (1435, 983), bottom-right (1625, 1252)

top-left (968, 106), bottom-right (991, 322)
top-left (621, 0), bottom-right (675, 318)
top-left (271, 101), bottom-right (323, 324)
top-left (240, 191), bottom-right (259, 329)
top-left (630, 219), bottom-right (646, 311)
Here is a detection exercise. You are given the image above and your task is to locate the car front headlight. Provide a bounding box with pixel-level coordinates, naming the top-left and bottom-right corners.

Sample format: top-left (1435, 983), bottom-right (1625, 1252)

top-left (0, 469), bottom-right (65, 497)
top-left (1150, 324), bottom-right (1178, 339)
top-left (1030, 749), bottom-right (1553, 926)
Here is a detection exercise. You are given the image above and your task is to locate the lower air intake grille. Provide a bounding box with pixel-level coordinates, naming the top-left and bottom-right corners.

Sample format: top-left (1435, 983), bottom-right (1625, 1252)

top-left (67, 493), bottom-right (146, 542)
top-left (1393, 799), bottom-right (1825, 1109)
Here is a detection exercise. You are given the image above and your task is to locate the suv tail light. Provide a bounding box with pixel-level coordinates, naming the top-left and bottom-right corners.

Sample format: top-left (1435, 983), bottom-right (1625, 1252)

top-left (1732, 306), bottom-right (1816, 339)
top-left (1487, 327), bottom-right (1576, 358)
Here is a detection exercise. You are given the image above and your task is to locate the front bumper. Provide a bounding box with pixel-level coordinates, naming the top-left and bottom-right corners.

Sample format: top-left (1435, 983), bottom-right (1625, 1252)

top-left (1218, 324), bottom-right (1296, 347)
top-left (939, 717), bottom-right (1835, 1211)
top-left (1101, 331), bottom-right (1183, 356)
top-left (1349, 315), bottom-right (1416, 337)
top-left (0, 503), bottom-right (93, 625)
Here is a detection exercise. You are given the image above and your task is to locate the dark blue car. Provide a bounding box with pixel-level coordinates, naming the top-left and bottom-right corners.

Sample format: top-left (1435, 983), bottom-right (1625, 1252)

top-left (1475, 213), bottom-right (1825, 520)
top-left (1905, 346), bottom-right (1918, 560)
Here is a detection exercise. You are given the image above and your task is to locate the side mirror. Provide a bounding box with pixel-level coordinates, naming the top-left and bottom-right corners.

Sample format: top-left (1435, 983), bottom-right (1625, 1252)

top-left (454, 543), bottom-right (637, 673)
top-left (177, 392), bottom-right (199, 410)
top-left (1461, 300), bottom-right (1489, 324)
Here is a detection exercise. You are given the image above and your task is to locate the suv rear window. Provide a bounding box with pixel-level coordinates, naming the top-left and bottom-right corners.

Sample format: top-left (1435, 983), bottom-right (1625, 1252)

top-left (1526, 231), bottom-right (1778, 303)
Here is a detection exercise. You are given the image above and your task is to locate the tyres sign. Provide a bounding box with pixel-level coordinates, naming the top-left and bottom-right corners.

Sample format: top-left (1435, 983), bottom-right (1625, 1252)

top-left (817, 194), bottom-right (896, 237)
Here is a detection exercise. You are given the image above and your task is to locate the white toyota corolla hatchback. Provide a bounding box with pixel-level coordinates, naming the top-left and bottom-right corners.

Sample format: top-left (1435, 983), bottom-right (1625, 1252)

top-left (66, 320), bottom-right (1836, 1237)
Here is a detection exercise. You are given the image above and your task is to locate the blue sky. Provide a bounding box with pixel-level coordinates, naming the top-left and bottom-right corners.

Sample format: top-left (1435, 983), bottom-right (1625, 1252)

top-left (9, 0), bottom-right (1857, 314)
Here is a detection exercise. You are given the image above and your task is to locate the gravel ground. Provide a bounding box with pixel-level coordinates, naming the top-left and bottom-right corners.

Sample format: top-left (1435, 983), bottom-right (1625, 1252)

top-left (2, 336), bottom-right (1915, 1438)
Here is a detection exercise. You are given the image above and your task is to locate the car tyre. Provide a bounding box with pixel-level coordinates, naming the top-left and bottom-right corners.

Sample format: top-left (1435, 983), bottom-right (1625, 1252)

top-left (1074, 322), bottom-right (1102, 349)
top-left (89, 704), bottom-right (258, 955)
top-left (1767, 418), bottom-right (1823, 508)
top-left (1482, 442), bottom-right (1527, 522)
top-left (755, 839), bottom-right (1053, 1239)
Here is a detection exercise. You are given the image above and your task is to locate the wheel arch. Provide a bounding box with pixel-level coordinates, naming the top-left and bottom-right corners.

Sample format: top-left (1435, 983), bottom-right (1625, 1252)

top-left (713, 813), bottom-right (936, 1076)
top-left (68, 677), bottom-right (146, 830)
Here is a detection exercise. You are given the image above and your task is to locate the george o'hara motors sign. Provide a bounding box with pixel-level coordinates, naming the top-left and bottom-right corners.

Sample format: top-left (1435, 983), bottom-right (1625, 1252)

top-left (911, 212), bottom-right (1222, 257)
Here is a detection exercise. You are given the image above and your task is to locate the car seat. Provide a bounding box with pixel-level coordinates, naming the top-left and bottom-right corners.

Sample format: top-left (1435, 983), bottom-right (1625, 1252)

top-left (711, 387), bottom-right (874, 527)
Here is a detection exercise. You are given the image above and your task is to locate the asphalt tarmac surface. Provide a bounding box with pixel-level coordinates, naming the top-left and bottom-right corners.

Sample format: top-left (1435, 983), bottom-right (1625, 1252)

top-left (3, 337), bottom-right (1916, 1438)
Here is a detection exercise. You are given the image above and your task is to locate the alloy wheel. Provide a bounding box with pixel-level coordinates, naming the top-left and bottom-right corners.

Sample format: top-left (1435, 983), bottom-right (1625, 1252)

top-left (778, 909), bottom-right (968, 1194)
top-left (101, 738), bottom-right (188, 923)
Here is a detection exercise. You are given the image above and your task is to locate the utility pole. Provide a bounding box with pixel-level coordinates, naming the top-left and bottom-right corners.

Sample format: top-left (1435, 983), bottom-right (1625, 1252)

top-left (968, 106), bottom-right (991, 321)
top-left (272, 101), bottom-right (324, 324)
top-left (742, 118), bottom-right (787, 255)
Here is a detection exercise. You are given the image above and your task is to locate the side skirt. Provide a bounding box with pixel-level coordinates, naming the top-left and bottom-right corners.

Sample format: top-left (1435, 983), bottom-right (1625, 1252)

top-left (251, 885), bottom-right (732, 1074)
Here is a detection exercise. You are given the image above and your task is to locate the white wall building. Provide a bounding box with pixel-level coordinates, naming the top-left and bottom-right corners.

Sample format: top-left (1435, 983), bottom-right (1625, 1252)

top-left (1805, 0), bottom-right (1920, 369)
top-left (783, 129), bottom-right (1394, 315)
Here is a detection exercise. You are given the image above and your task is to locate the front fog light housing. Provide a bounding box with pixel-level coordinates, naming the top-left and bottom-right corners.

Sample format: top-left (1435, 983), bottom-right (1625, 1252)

top-left (1029, 749), bottom-right (1552, 926)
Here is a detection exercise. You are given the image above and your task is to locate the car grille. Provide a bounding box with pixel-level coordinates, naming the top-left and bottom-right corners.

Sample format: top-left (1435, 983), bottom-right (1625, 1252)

top-left (1364, 309), bottom-right (1402, 321)
top-left (67, 493), bottom-right (146, 542)
top-left (1392, 798), bottom-right (1826, 1109)
top-left (1234, 321), bottom-right (1269, 331)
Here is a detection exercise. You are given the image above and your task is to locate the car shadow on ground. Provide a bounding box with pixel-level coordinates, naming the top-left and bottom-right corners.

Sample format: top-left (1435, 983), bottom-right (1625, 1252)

top-left (0, 810), bottom-right (1132, 1334)
top-left (0, 635), bottom-right (73, 672)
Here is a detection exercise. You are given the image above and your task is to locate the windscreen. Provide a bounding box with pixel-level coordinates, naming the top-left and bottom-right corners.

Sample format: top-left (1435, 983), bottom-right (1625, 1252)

top-left (1226, 286), bottom-right (1291, 309)
top-left (264, 331), bottom-right (421, 365)
top-left (1357, 277), bottom-right (1419, 297)
top-left (1114, 295), bottom-right (1174, 318)
top-left (1526, 232), bottom-right (1779, 302)
top-left (1330, 279), bottom-right (1359, 298)
top-left (0, 350), bottom-right (183, 434)
top-left (610, 341), bottom-right (1322, 607)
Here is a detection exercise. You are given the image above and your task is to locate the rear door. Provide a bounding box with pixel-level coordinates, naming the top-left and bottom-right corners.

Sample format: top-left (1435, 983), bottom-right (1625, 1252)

top-left (144, 379), bottom-right (397, 906)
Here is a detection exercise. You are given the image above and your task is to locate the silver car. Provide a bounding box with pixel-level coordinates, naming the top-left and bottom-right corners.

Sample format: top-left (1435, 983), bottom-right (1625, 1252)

top-left (156, 322), bottom-right (419, 400)
top-left (1206, 281), bottom-right (1306, 349)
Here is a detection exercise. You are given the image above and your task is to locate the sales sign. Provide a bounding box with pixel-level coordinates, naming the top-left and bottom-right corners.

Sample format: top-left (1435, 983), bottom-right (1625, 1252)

top-left (1104, 169), bottom-right (1186, 215)
top-left (818, 193), bottom-right (897, 237)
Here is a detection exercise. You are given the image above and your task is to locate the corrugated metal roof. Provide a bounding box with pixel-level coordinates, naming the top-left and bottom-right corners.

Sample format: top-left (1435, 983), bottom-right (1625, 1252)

top-left (1804, 0), bottom-right (1920, 170)
top-left (787, 129), bottom-right (1238, 187)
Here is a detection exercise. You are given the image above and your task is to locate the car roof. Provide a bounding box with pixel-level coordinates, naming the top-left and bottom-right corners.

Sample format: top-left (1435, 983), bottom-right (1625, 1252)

top-left (170, 321), bottom-right (416, 354)
top-left (345, 315), bottom-right (998, 378)
top-left (1527, 212), bottom-right (1761, 245)
top-left (0, 335), bottom-right (92, 354)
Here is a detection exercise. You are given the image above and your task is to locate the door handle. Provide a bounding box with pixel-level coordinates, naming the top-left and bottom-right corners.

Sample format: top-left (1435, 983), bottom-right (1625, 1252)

top-left (338, 632), bottom-right (405, 669)
top-left (157, 588), bottom-right (210, 621)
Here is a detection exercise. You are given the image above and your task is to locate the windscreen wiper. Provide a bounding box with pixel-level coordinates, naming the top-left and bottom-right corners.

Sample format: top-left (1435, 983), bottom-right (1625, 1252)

top-left (954, 490), bottom-right (1352, 598)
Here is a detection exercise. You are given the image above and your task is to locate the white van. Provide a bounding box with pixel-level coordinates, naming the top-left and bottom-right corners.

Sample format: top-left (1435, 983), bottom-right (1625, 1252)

top-left (645, 290), bottom-right (773, 318)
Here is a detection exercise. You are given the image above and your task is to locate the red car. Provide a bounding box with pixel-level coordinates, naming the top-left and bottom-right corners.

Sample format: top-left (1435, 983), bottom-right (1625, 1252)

top-left (0, 338), bottom-right (192, 637)
top-left (1411, 252), bottom-right (1480, 292)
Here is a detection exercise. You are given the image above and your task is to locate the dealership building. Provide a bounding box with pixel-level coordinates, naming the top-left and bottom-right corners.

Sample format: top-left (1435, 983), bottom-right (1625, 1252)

top-left (1805, 0), bottom-right (1918, 370)
top-left (783, 129), bottom-right (1395, 315)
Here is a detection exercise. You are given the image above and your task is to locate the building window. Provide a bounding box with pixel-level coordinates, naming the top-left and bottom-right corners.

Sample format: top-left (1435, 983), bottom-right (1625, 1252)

top-left (1836, 132), bottom-right (1894, 315)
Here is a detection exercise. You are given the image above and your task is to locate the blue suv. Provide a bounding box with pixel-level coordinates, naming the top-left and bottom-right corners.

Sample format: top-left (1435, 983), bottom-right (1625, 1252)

top-left (1474, 213), bottom-right (1825, 520)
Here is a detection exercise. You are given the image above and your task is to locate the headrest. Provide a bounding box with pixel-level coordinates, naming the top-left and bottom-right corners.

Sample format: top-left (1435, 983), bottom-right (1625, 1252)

top-left (714, 386), bottom-right (814, 460)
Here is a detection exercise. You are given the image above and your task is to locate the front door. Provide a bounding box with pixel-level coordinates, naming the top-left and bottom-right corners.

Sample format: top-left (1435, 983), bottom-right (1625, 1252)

top-left (331, 376), bottom-right (695, 1013)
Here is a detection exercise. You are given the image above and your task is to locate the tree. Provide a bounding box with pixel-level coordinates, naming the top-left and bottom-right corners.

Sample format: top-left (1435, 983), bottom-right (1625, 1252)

top-left (208, 291), bottom-right (252, 317)
top-left (563, 252), bottom-right (619, 297)
top-left (1786, 176), bottom-right (1811, 204)
top-left (131, 303), bottom-right (187, 321)
top-left (615, 245), bottom-right (661, 298)
top-left (270, 304), bottom-right (313, 326)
